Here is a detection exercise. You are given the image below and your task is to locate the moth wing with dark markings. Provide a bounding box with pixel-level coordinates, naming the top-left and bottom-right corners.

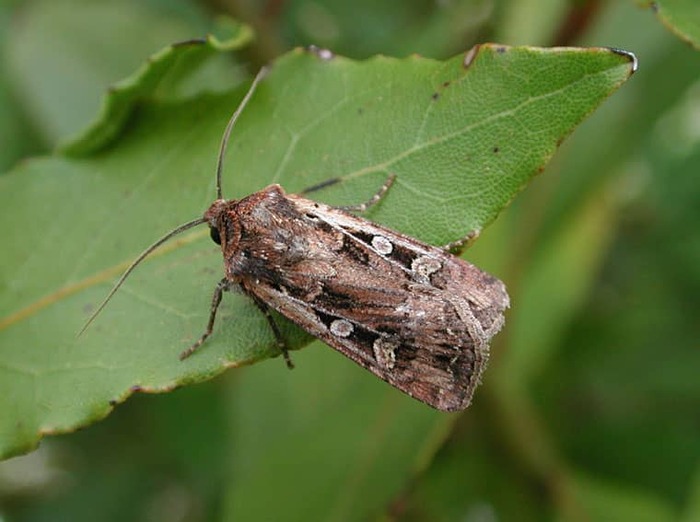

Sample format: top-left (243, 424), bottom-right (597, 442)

top-left (225, 185), bottom-right (509, 411)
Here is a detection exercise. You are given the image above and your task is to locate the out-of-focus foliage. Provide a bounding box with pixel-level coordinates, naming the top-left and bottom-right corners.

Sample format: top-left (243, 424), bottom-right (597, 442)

top-left (0, 1), bottom-right (698, 521)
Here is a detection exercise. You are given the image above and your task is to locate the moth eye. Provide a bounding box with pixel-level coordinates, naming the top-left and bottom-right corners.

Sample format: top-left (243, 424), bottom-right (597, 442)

top-left (209, 227), bottom-right (221, 245)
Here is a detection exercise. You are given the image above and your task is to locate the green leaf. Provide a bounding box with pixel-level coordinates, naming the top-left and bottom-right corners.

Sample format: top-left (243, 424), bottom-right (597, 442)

top-left (5, 0), bottom-right (251, 148)
top-left (0, 44), bottom-right (635, 459)
top-left (646, 0), bottom-right (700, 49)
top-left (61, 17), bottom-right (253, 156)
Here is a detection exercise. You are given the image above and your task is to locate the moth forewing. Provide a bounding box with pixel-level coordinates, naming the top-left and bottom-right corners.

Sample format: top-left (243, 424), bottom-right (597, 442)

top-left (214, 185), bottom-right (509, 411)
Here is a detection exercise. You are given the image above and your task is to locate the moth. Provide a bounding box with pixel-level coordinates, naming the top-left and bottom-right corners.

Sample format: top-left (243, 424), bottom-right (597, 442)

top-left (83, 66), bottom-right (509, 411)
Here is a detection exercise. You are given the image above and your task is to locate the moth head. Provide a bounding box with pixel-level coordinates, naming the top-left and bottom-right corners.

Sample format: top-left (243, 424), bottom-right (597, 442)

top-left (204, 67), bottom-right (268, 248)
top-left (204, 198), bottom-right (234, 247)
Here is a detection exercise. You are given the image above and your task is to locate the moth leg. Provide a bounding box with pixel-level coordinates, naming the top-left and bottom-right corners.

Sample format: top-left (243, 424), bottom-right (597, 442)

top-left (298, 173), bottom-right (397, 212)
top-left (335, 173), bottom-right (397, 212)
top-left (248, 290), bottom-right (294, 369)
top-left (180, 277), bottom-right (231, 360)
top-left (442, 229), bottom-right (481, 256)
top-left (297, 177), bottom-right (343, 196)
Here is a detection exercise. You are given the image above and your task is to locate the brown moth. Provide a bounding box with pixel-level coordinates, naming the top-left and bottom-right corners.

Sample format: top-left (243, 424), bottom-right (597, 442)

top-left (83, 66), bottom-right (509, 412)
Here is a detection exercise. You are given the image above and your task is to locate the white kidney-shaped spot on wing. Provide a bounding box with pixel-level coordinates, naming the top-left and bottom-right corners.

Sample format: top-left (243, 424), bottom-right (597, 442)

top-left (373, 337), bottom-right (398, 370)
top-left (330, 319), bottom-right (354, 337)
top-left (411, 255), bottom-right (442, 278)
top-left (371, 235), bottom-right (393, 255)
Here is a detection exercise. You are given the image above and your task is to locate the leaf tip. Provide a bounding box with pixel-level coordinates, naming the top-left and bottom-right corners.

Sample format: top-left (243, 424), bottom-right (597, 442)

top-left (608, 48), bottom-right (638, 74)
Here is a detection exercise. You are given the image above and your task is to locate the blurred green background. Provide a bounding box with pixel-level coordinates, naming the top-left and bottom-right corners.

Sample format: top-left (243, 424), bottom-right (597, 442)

top-left (1, 0), bottom-right (699, 520)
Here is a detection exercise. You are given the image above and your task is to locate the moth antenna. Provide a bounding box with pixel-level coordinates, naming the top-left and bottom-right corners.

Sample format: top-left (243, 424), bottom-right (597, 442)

top-left (80, 67), bottom-right (268, 337)
top-left (78, 217), bottom-right (207, 337)
top-left (216, 66), bottom-right (269, 199)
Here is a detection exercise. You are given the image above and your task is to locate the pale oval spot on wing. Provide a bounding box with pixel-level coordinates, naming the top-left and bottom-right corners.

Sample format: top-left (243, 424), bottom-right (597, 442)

top-left (373, 337), bottom-right (398, 370)
top-left (411, 255), bottom-right (442, 278)
top-left (371, 235), bottom-right (393, 255)
top-left (330, 319), bottom-right (354, 337)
